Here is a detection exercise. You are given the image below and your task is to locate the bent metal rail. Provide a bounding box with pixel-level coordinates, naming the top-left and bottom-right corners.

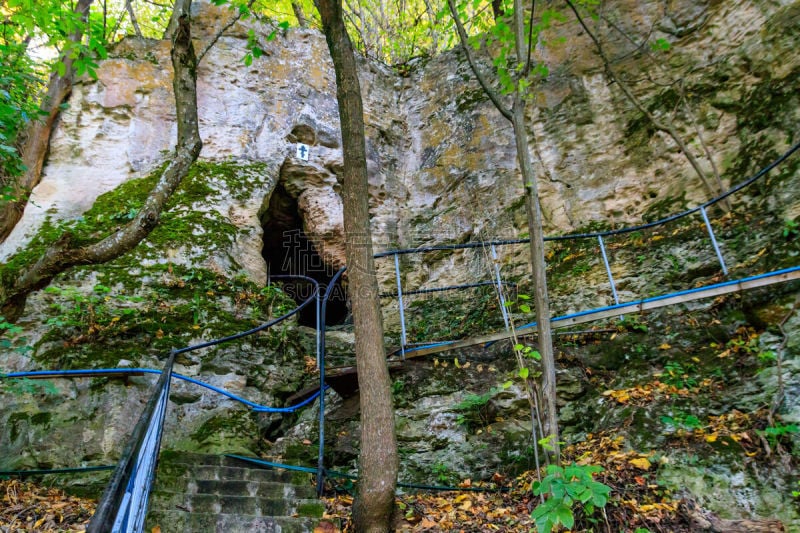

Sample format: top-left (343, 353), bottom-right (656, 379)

top-left (2, 275), bottom-right (320, 532)
top-left (373, 141), bottom-right (800, 360)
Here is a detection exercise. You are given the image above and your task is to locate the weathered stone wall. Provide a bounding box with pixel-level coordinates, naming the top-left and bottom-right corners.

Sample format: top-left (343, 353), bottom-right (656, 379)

top-left (0, 0), bottom-right (799, 519)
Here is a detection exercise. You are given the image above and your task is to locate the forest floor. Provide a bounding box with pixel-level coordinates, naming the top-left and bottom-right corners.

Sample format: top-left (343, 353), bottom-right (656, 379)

top-left (0, 479), bottom-right (95, 532)
top-left (322, 425), bottom-right (793, 532)
top-left (1, 432), bottom-right (791, 533)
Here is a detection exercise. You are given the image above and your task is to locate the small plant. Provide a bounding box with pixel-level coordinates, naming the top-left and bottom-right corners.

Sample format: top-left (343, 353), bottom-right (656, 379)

top-left (504, 293), bottom-right (533, 314)
top-left (431, 462), bottom-right (455, 485)
top-left (660, 361), bottom-right (698, 390)
top-left (391, 379), bottom-right (405, 394)
top-left (1, 377), bottom-right (59, 397)
top-left (531, 463), bottom-right (612, 533)
top-left (0, 315), bottom-right (32, 354)
top-left (757, 423), bottom-right (799, 448)
top-left (649, 37), bottom-right (671, 52)
top-left (782, 219), bottom-right (799, 239)
top-left (618, 315), bottom-right (648, 333)
top-left (513, 342), bottom-right (541, 361)
top-left (757, 350), bottom-right (777, 364)
top-left (661, 411), bottom-right (703, 432)
top-left (791, 480), bottom-right (800, 498)
top-left (454, 390), bottom-right (494, 429)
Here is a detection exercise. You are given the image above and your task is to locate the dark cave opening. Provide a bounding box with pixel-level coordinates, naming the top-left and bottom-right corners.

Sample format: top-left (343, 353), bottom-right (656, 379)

top-left (262, 184), bottom-right (348, 327)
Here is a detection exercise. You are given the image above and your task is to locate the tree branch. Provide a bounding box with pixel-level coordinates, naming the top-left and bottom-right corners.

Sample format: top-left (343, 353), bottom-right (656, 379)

top-left (447, 0), bottom-right (512, 121)
top-left (125, 0), bottom-right (143, 37)
top-left (197, 0), bottom-right (256, 64)
top-left (0, 0), bottom-right (94, 245)
top-left (2, 0), bottom-right (202, 317)
top-left (564, 0), bottom-right (723, 202)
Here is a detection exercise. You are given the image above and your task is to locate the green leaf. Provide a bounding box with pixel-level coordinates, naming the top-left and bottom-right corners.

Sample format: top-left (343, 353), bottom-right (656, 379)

top-left (650, 37), bottom-right (671, 51)
top-left (519, 304), bottom-right (531, 313)
top-left (243, 53), bottom-right (253, 66)
top-left (556, 504), bottom-right (574, 528)
top-left (519, 367), bottom-right (529, 379)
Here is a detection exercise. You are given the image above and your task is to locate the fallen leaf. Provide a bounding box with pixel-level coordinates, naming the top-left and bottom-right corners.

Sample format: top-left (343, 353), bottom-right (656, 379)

top-left (313, 521), bottom-right (338, 533)
top-left (419, 518), bottom-right (437, 529)
top-left (629, 457), bottom-right (651, 470)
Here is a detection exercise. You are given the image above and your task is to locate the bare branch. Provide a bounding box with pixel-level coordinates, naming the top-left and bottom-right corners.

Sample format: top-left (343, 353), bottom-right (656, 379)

top-left (564, 0), bottom-right (724, 202)
top-left (446, 0), bottom-right (512, 121)
top-left (126, 0), bottom-right (143, 37)
top-left (198, 0), bottom-right (256, 64)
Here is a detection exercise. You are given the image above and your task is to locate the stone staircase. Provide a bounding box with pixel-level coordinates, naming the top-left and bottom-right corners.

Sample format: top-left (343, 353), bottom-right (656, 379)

top-left (146, 452), bottom-right (325, 532)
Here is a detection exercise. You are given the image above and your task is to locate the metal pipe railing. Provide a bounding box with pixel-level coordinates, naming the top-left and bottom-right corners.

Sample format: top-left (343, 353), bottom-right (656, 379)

top-left (87, 275), bottom-right (320, 531)
top-left (317, 266), bottom-right (346, 496)
top-left (88, 350), bottom-right (176, 533)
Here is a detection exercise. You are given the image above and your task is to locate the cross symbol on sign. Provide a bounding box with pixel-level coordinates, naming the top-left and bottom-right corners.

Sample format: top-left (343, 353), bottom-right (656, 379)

top-left (296, 143), bottom-right (310, 161)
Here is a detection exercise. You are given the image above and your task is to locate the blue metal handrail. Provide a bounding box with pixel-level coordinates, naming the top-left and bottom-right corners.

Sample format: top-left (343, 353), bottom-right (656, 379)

top-left (88, 350), bottom-right (176, 532)
top-left (85, 275), bottom-right (320, 531)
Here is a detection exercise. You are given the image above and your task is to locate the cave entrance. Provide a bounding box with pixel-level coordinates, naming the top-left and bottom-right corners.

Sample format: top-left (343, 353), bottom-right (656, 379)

top-left (262, 184), bottom-right (348, 327)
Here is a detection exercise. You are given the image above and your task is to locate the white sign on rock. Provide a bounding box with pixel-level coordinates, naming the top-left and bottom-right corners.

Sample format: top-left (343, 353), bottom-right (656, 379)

top-left (296, 143), bottom-right (310, 161)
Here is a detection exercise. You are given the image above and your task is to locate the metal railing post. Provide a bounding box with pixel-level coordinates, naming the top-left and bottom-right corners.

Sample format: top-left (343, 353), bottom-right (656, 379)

top-left (315, 289), bottom-right (321, 369)
top-left (700, 206), bottom-right (729, 276)
top-left (490, 245), bottom-right (511, 331)
top-left (317, 267), bottom-right (343, 497)
top-left (89, 350), bottom-right (176, 533)
top-left (598, 235), bottom-right (620, 305)
top-left (316, 285), bottom-right (326, 496)
top-left (394, 253), bottom-right (408, 360)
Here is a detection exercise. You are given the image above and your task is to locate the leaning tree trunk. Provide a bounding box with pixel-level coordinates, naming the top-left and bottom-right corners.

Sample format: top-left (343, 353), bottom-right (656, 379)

top-left (0, 0), bottom-right (202, 319)
top-left (511, 96), bottom-right (560, 460)
top-left (314, 0), bottom-right (399, 530)
top-left (0, 0), bottom-right (94, 244)
top-left (447, 0), bottom-right (560, 462)
top-left (510, 0), bottom-right (560, 462)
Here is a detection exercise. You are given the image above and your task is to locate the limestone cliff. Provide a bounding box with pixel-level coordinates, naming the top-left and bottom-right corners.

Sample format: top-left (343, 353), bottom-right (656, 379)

top-left (0, 0), bottom-right (799, 525)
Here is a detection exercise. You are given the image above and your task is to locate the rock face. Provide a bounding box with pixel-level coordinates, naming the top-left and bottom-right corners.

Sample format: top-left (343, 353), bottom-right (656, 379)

top-left (1, 0), bottom-right (799, 527)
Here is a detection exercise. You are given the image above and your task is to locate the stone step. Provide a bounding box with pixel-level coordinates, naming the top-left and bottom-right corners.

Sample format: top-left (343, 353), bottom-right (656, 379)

top-left (157, 462), bottom-right (310, 484)
top-left (147, 452), bottom-right (324, 533)
top-left (160, 452), bottom-right (301, 471)
top-left (146, 510), bottom-right (318, 533)
top-left (153, 472), bottom-right (316, 498)
top-left (150, 489), bottom-right (323, 515)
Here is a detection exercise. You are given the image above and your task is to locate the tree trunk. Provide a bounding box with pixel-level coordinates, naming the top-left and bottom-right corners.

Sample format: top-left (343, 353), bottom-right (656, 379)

top-left (314, 0), bottom-right (398, 530)
top-left (1, 0), bottom-right (202, 318)
top-left (491, 0), bottom-right (505, 20)
top-left (446, 0), bottom-right (560, 463)
top-left (511, 95), bottom-right (560, 460)
top-left (510, 0), bottom-right (559, 460)
top-left (0, 0), bottom-right (94, 244)
top-left (292, 2), bottom-right (308, 27)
